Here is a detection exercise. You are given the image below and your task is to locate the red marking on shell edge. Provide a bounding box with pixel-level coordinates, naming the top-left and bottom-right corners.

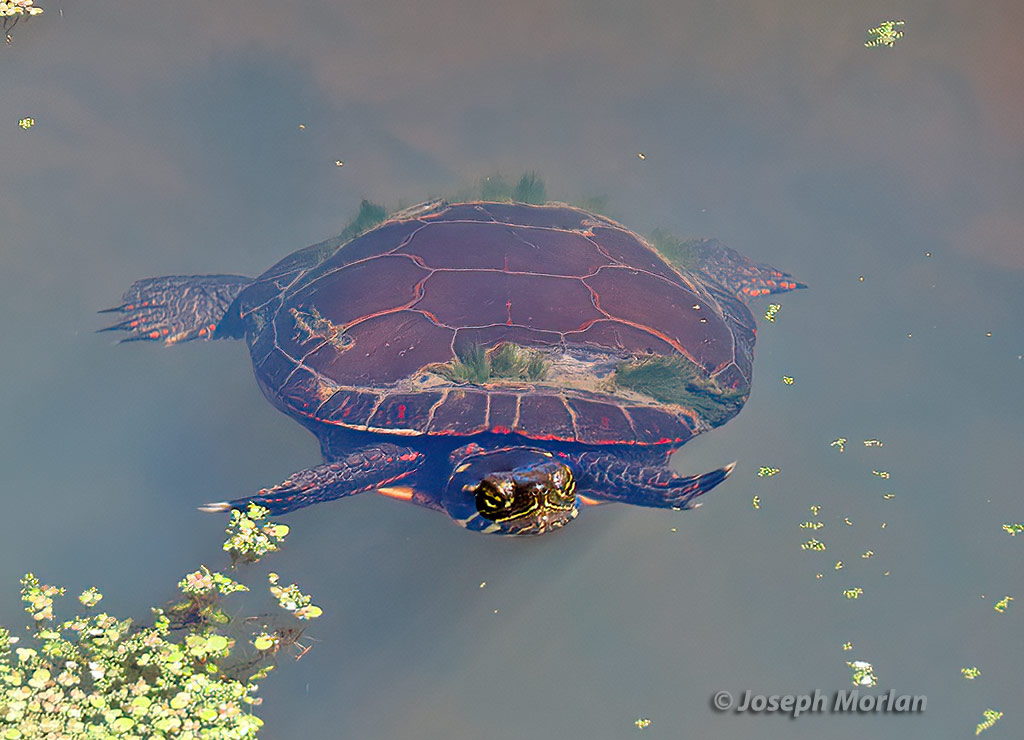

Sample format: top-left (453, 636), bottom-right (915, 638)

top-left (491, 426), bottom-right (512, 434)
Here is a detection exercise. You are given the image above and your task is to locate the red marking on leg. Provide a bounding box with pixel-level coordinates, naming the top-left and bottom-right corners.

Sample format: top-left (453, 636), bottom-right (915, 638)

top-left (148, 330), bottom-right (160, 339)
top-left (198, 327), bottom-right (208, 336)
top-left (130, 320), bottom-right (139, 328)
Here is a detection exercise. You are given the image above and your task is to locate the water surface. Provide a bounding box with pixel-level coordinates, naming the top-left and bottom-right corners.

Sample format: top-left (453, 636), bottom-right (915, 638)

top-left (2, 1), bottom-right (1022, 738)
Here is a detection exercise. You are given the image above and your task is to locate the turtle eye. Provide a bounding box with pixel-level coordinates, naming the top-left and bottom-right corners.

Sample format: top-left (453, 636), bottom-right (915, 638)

top-left (475, 477), bottom-right (515, 516)
top-left (546, 466), bottom-right (576, 506)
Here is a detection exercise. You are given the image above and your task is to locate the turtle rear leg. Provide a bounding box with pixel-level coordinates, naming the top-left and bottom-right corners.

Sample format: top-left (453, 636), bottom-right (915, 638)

top-left (200, 444), bottom-right (426, 516)
top-left (100, 274), bottom-right (252, 344)
top-left (690, 239), bottom-right (806, 302)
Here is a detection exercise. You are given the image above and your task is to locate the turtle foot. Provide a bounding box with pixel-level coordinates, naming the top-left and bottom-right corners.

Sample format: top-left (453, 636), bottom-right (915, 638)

top-left (573, 452), bottom-right (735, 510)
top-left (100, 274), bottom-right (251, 345)
top-left (200, 445), bottom-right (425, 516)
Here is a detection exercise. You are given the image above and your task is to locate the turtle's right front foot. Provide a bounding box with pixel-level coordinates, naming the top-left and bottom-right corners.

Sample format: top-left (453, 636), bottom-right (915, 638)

top-left (200, 445), bottom-right (425, 516)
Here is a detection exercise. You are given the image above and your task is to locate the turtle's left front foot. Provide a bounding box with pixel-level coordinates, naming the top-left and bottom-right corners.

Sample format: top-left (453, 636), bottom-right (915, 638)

top-left (572, 453), bottom-right (735, 509)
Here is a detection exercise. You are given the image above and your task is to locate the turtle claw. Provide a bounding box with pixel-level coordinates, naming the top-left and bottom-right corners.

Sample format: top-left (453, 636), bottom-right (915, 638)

top-left (198, 501), bottom-right (232, 513)
top-left (661, 463), bottom-right (735, 509)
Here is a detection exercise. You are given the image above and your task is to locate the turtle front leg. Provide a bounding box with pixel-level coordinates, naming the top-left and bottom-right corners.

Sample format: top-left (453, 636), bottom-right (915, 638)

top-left (565, 451), bottom-right (735, 510)
top-left (200, 444), bottom-right (425, 515)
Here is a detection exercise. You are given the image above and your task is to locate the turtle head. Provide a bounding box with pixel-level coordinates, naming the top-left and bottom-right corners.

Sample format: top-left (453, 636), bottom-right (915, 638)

top-left (444, 447), bottom-right (578, 535)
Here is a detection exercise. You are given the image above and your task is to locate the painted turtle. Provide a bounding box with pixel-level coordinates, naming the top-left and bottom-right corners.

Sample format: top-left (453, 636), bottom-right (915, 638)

top-left (103, 200), bottom-right (803, 535)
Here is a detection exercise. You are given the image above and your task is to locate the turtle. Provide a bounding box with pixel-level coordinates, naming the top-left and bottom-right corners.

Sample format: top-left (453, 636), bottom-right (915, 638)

top-left (102, 200), bottom-right (804, 535)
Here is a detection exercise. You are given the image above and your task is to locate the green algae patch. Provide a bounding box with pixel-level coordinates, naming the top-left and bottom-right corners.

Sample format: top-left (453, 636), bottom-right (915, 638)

top-left (647, 229), bottom-right (701, 272)
top-left (610, 355), bottom-right (744, 426)
top-left (339, 199), bottom-right (388, 242)
top-left (429, 343), bottom-right (548, 385)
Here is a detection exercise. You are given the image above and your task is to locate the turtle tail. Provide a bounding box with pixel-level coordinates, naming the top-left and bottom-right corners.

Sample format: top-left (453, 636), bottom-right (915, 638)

top-left (99, 274), bottom-right (252, 344)
top-left (690, 238), bottom-right (806, 303)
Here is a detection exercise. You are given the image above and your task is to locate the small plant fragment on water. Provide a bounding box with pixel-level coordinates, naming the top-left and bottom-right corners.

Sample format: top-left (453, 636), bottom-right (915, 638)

top-left (178, 565), bottom-right (247, 596)
top-left (810, 505), bottom-right (821, 516)
top-left (872, 470), bottom-right (890, 479)
top-left (864, 20), bottom-right (904, 48)
top-left (1002, 523), bottom-right (1024, 536)
top-left (2, 0), bottom-right (43, 43)
top-left (863, 439), bottom-right (884, 447)
top-left (18, 116), bottom-right (35, 129)
top-left (267, 573), bottom-right (322, 620)
top-left (634, 717), bottom-right (652, 729)
top-left (975, 709), bottom-right (1002, 736)
top-left (830, 438), bottom-right (847, 452)
top-left (78, 586), bottom-right (103, 608)
top-left (843, 587), bottom-right (864, 599)
top-left (801, 539), bottom-right (826, 551)
top-left (993, 596), bottom-right (1013, 613)
top-left (861, 550), bottom-right (874, 559)
top-left (847, 660), bottom-right (877, 687)
top-left (842, 641), bottom-right (853, 651)
top-left (222, 503), bottom-right (290, 564)
top-left (763, 303), bottom-right (781, 322)
top-left (782, 375), bottom-right (794, 384)
top-left (961, 666), bottom-right (982, 680)
top-left (799, 521), bottom-right (823, 530)
top-left (751, 495), bottom-right (760, 509)
top-left (883, 492), bottom-right (895, 500)
top-left (835, 561), bottom-right (843, 570)
top-left (757, 466), bottom-right (780, 478)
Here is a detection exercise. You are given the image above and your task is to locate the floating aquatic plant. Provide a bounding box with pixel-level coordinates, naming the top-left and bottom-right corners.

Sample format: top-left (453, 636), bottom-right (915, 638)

top-left (865, 20), bottom-right (905, 48)
top-left (0, 505), bottom-right (318, 739)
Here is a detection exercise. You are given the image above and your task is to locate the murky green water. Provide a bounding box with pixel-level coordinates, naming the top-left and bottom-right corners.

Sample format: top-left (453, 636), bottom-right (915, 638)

top-left (2, 1), bottom-right (1022, 738)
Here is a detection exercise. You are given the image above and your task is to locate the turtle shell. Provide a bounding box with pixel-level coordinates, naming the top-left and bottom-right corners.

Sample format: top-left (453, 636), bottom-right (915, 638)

top-left (237, 202), bottom-right (756, 446)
